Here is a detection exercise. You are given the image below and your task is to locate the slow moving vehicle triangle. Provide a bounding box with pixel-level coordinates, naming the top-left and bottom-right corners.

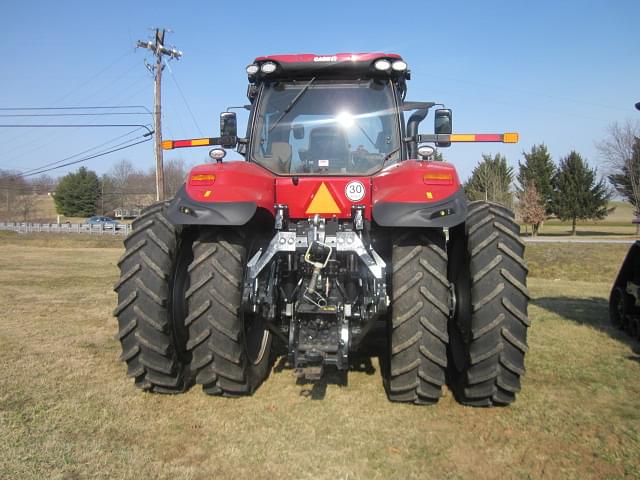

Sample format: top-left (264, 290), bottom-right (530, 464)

top-left (305, 182), bottom-right (341, 214)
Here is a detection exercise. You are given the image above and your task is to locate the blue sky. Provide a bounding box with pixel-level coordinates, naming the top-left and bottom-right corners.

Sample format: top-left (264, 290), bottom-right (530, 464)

top-left (1, 0), bottom-right (638, 182)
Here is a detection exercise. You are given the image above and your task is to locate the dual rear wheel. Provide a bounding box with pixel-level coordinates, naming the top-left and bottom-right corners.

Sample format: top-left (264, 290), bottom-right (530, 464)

top-left (387, 201), bottom-right (530, 406)
top-left (114, 204), bottom-right (271, 396)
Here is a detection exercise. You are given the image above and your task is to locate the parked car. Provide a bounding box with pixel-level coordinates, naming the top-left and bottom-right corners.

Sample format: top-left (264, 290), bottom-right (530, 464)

top-left (85, 216), bottom-right (119, 229)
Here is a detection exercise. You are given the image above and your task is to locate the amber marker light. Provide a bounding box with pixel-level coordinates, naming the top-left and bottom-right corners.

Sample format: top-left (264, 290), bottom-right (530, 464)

top-left (190, 174), bottom-right (216, 185)
top-left (503, 132), bottom-right (519, 143)
top-left (423, 172), bottom-right (454, 184)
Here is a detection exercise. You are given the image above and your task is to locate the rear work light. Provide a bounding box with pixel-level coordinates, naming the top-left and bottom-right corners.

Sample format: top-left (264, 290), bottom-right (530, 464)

top-left (374, 59), bottom-right (391, 71)
top-left (260, 62), bottom-right (277, 74)
top-left (246, 64), bottom-right (259, 75)
top-left (391, 60), bottom-right (407, 71)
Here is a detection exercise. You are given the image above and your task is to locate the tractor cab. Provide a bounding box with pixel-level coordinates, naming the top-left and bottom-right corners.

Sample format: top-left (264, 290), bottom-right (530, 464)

top-left (244, 53), bottom-right (409, 175)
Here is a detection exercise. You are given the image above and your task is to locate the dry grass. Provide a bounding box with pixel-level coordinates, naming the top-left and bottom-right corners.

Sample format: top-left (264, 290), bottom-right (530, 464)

top-left (0, 237), bottom-right (639, 479)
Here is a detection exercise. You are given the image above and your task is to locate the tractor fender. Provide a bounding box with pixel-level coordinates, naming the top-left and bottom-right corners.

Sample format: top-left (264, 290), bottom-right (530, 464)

top-left (373, 190), bottom-right (467, 228)
top-left (372, 160), bottom-right (467, 228)
top-left (166, 161), bottom-right (275, 226)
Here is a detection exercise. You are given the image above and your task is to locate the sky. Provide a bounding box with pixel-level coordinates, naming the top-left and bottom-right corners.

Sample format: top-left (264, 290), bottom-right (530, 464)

top-left (1, 0), bottom-right (639, 183)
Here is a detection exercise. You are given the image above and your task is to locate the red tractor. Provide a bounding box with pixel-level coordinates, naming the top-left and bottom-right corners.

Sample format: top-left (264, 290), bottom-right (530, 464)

top-left (114, 53), bottom-right (530, 406)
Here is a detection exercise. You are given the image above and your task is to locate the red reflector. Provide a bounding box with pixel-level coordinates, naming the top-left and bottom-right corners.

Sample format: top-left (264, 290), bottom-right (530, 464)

top-left (474, 134), bottom-right (503, 142)
top-left (174, 140), bottom-right (193, 148)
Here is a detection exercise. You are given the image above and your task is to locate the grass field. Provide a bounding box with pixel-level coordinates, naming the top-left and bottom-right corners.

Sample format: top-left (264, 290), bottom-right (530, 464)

top-left (0, 233), bottom-right (639, 479)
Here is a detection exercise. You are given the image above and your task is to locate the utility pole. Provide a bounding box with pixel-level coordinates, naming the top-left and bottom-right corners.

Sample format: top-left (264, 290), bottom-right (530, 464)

top-left (136, 28), bottom-right (182, 201)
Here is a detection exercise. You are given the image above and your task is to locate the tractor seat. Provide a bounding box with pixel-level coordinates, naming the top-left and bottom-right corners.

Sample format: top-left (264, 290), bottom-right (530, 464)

top-left (307, 126), bottom-right (349, 168)
top-left (260, 142), bottom-right (292, 173)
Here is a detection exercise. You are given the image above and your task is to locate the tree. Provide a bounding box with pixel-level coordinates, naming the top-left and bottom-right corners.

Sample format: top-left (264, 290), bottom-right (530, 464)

top-left (432, 150), bottom-right (445, 162)
top-left (31, 174), bottom-right (56, 195)
top-left (552, 151), bottom-right (610, 235)
top-left (597, 121), bottom-right (640, 233)
top-left (109, 159), bottom-right (139, 210)
top-left (517, 144), bottom-right (555, 214)
top-left (603, 135), bottom-right (640, 233)
top-left (54, 167), bottom-right (101, 217)
top-left (0, 169), bottom-right (29, 221)
top-left (597, 120), bottom-right (640, 233)
top-left (15, 193), bottom-right (37, 222)
top-left (464, 153), bottom-right (514, 208)
top-left (608, 136), bottom-right (640, 210)
top-left (164, 158), bottom-right (189, 198)
top-left (518, 181), bottom-right (546, 236)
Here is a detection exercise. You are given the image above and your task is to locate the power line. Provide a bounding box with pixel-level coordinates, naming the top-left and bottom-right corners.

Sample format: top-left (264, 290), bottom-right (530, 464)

top-left (165, 60), bottom-right (203, 136)
top-left (0, 134), bottom-right (151, 186)
top-left (0, 105), bottom-right (151, 112)
top-left (0, 52), bottom-right (137, 148)
top-left (0, 124), bottom-right (154, 135)
top-left (15, 128), bottom-right (147, 177)
top-left (16, 138), bottom-right (152, 178)
top-left (0, 77), bottom-right (152, 159)
top-left (0, 112), bottom-right (151, 117)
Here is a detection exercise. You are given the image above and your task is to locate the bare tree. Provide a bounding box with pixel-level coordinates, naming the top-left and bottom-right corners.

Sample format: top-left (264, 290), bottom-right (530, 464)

top-left (15, 193), bottom-right (37, 222)
top-left (0, 170), bottom-right (29, 221)
top-left (597, 120), bottom-right (640, 222)
top-left (164, 158), bottom-right (189, 198)
top-left (31, 174), bottom-right (56, 195)
top-left (518, 181), bottom-right (546, 236)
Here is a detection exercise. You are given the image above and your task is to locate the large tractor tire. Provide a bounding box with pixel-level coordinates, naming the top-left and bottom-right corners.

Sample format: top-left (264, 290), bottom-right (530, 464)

top-left (449, 201), bottom-right (530, 407)
top-left (113, 203), bottom-right (191, 393)
top-left (185, 229), bottom-right (272, 396)
top-left (609, 286), bottom-right (631, 331)
top-left (388, 230), bottom-right (450, 404)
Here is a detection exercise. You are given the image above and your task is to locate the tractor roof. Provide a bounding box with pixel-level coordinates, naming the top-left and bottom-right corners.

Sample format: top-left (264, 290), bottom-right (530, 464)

top-left (246, 52), bottom-right (409, 82)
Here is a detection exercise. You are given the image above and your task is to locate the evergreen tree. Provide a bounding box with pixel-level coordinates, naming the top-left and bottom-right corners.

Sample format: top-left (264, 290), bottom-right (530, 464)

top-left (552, 151), bottom-right (610, 235)
top-left (517, 144), bottom-right (555, 214)
top-left (54, 167), bottom-right (101, 217)
top-left (607, 136), bottom-right (640, 216)
top-left (464, 153), bottom-right (514, 208)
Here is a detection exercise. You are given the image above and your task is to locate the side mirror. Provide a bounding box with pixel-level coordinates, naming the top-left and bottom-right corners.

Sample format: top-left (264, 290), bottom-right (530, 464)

top-left (434, 109), bottom-right (452, 148)
top-left (220, 112), bottom-right (237, 148)
top-left (293, 124), bottom-right (305, 140)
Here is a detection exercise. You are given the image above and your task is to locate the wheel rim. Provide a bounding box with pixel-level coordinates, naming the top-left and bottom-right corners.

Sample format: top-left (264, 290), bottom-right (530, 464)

top-left (450, 266), bottom-right (472, 373)
top-left (244, 311), bottom-right (270, 365)
top-left (171, 234), bottom-right (194, 363)
top-left (242, 235), bottom-right (270, 366)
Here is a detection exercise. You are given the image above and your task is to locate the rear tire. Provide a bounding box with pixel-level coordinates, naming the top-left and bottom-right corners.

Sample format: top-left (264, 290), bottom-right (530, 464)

top-left (610, 286), bottom-right (631, 331)
top-left (450, 201), bottom-right (530, 406)
top-left (113, 203), bottom-right (189, 393)
top-left (388, 230), bottom-right (449, 404)
top-left (186, 229), bottom-right (272, 396)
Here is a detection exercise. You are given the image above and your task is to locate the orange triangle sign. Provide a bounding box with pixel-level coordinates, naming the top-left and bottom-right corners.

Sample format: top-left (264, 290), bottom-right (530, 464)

top-left (306, 182), bottom-right (341, 214)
